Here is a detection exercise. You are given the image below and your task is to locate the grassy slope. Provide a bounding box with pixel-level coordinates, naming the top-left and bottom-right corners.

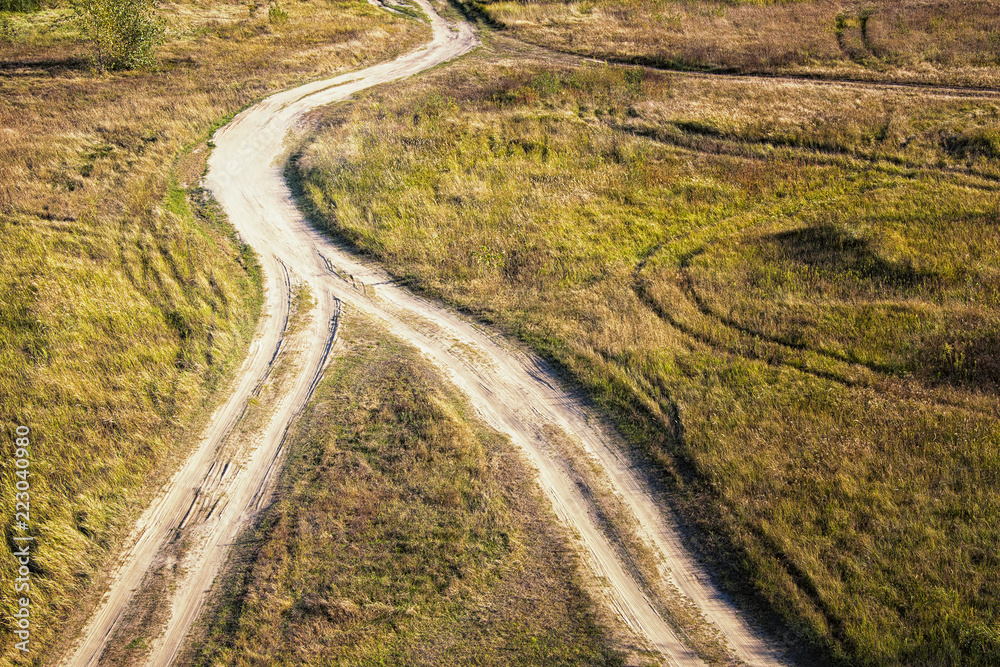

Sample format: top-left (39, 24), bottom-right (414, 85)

top-left (189, 318), bottom-right (634, 667)
top-left (0, 3), bottom-right (427, 663)
top-left (453, 0), bottom-right (1000, 87)
top-left (291, 44), bottom-right (1000, 666)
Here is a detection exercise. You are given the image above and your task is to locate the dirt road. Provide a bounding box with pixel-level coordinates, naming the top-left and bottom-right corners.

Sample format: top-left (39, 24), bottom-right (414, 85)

top-left (60, 3), bottom-right (788, 666)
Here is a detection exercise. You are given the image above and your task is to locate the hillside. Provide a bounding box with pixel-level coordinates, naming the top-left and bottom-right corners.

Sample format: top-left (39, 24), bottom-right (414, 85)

top-left (291, 33), bottom-right (1000, 665)
top-left (4, 1), bottom-right (998, 665)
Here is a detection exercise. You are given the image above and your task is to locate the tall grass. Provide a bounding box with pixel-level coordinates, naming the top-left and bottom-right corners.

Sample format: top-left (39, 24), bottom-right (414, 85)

top-left (0, 0), bottom-right (38, 12)
top-left (0, 2), bottom-right (428, 662)
top-left (291, 47), bottom-right (1000, 665)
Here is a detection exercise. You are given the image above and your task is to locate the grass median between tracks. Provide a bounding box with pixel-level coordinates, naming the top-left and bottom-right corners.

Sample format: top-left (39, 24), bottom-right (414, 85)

top-left (189, 317), bottom-right (638, 667)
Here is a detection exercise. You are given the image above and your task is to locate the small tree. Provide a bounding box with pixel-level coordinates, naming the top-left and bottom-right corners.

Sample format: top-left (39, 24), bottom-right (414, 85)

top-left (77, 0), bottom-right (165, 72)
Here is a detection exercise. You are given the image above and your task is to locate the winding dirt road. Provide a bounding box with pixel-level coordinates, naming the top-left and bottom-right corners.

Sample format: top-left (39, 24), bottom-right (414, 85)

top-left (61, 4), bottom-right (788, 666)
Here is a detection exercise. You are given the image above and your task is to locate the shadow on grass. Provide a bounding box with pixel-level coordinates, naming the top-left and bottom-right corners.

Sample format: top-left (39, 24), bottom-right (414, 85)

top-left (770, 223), bottom-right (928, 289)
top-left (0, 55), bottom-right (89, 74)
top-left (920, 332), bottom-right (1000, 391)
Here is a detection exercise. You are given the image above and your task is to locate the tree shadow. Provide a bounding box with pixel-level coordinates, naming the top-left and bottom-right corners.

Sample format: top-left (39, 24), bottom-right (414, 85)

top-left (770, 223), bottom-right (928, 289)
top-left (920, 332), bottom-right (1000, 391)
top-left (0, 55), bottom-right (90, 76)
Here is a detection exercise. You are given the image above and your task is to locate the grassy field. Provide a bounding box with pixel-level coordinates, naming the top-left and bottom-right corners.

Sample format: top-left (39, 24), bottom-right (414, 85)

top-left (0, 2), bottom-right (427, 662)
top-left (187, 317), bottom-right (638, 667)
top-left (291, 41), bottom-right (1000, 666)
top-left (452, 0), bottom-right (1000, 87)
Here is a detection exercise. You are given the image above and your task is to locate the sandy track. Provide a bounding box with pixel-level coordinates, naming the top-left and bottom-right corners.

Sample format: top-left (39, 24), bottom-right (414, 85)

top-left (206, 3), bottom-right (789, 665)
top-left (60, 4), bottom-right (788, 666)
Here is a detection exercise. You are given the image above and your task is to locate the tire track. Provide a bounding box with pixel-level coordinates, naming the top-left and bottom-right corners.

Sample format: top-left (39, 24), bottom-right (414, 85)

top-left (60, 3), bottom-right (790, 666)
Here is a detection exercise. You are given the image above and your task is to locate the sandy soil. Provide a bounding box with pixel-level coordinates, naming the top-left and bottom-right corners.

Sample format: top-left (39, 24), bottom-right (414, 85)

top-left (59, 4), bottom-right (789, 666)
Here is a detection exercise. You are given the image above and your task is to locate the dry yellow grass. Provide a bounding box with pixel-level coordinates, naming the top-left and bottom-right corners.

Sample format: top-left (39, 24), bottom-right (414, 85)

top-left (455, 0), bottom-right (1000, 87)
top-left (0, 2), bottom-right (428, 662)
